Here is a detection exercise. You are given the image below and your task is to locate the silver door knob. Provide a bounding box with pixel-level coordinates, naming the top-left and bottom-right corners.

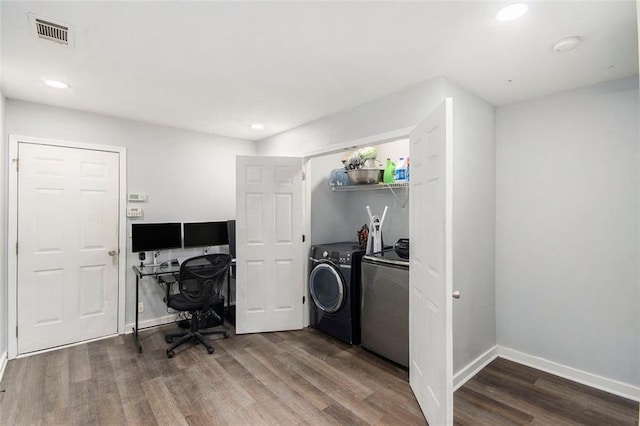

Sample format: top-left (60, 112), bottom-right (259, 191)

top-left (452, 290), bottom-right (461, 299)
top-left (108, 250), bottom-right (118, 256)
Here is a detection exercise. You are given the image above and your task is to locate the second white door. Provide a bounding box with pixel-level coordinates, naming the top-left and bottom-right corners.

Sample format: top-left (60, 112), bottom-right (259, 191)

top-left (409, 99), bottom-right (454, 425)
top-left (17, 142), bottom-right (120, 354)
top-left (235, 155), bottom-right (304, 334)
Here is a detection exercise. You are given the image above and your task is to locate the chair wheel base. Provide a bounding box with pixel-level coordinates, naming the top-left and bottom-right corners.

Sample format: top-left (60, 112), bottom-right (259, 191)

top-left (167, 350), bottom-right (175, 358)
top-left (165, 337), bottom-right (173, 343)
top-left (224, 332), bottom-right (230, 338)
top-left (207, 347), bottom-right (215, 354)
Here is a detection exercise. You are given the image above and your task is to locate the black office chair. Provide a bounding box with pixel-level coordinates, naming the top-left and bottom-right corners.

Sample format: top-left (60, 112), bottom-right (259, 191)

top-left (164, 254), bottom-right (231, 358)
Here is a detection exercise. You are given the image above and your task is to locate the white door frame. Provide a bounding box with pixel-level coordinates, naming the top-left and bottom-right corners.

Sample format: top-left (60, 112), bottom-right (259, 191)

top-left (7, 135), bottom-right (127, 359)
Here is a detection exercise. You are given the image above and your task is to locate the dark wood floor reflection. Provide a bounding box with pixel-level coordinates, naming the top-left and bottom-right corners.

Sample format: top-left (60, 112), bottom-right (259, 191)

top-left (1, 325), bottom-right (637, 425)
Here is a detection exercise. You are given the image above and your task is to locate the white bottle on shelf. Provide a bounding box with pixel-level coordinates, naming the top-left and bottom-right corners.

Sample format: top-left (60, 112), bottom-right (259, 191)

top-left (395, 157), bottom-right (408, 182)
top-left (406, 157), bottom-right (410, 182)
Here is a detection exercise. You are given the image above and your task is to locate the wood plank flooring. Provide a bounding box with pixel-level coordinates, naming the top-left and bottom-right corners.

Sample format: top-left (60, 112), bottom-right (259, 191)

top-left (454, 357), bottom-right (638, 426)
top-left (0, 325), bottom-right (637, 425)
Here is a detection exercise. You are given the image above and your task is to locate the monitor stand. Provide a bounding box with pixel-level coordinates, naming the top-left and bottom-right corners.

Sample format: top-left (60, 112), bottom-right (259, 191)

top-left (143, 251), bottom-right (162, 268)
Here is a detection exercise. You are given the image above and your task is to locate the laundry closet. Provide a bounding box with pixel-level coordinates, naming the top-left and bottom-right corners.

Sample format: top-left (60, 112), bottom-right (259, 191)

top-left (305, 139), bottom-right (411, 366)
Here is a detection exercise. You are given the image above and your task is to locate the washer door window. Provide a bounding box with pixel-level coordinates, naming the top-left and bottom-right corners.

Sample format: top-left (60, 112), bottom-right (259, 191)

top-left (309, 263), bottom-right (345, 313)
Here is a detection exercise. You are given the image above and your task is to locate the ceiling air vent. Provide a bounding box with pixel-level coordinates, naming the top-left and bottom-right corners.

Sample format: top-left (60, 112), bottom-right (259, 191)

top-left (28, 13), bottom-right (75, 47)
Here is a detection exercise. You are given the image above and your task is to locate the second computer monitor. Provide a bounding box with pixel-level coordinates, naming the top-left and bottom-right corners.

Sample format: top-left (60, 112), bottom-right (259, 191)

top-left (183, 221), bottom-right (229, 248)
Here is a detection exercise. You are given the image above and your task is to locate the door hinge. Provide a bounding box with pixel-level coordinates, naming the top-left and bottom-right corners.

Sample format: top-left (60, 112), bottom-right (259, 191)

top-left (13, 158), bottom-right (19, 172)
top-left (302, 234), bottom-right (306, 243)
top-left (16, 326), bottom-right (18, 338)
top-left (302, 171), bottom-right (306, 181)
top-left (302, 296), bottom-right (305, 304)
top-left (15, 241), bottom-right (18, 256)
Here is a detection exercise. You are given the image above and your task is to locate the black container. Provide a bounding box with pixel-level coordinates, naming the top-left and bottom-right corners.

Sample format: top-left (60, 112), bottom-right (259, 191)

top-left (394, 238), bottom-right (410, 259)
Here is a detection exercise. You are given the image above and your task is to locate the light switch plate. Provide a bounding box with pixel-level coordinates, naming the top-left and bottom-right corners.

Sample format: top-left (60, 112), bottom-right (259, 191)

top-left (127, 207), bottom-right (143, 217)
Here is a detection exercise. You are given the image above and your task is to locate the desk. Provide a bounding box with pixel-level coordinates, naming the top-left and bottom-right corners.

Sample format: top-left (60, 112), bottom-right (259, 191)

top-left (132, 264), bottom-right (180, 353)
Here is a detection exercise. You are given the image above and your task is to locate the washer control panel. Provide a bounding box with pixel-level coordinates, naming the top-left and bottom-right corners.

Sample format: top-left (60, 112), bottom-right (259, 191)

top-left (338, 252), bottom-right (351, 264)
top-left (312, 243), bottom-right (363, 266)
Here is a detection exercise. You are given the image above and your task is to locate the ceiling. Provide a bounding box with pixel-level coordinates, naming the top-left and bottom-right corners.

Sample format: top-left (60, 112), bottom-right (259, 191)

top-left (1, 1), bottom-right (637, 141)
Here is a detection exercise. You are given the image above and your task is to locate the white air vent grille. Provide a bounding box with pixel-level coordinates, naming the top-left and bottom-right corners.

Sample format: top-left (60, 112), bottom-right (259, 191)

top-left (28, 13), bottom-right (75, 47)
top-left (36, 19), bottom-right (68, 44)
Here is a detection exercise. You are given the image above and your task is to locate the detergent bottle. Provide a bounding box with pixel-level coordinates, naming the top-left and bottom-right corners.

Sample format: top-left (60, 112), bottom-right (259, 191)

top-left (395, 157), bottom-right (408, 182)
top-left (383, 158), bottom-right (396, 184)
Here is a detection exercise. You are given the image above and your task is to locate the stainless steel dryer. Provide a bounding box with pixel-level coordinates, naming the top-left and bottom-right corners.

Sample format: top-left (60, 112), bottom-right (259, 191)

top-left (361, 249), bottom-right (410, 367)
top-left (308, 242), bottom-right (365, 345)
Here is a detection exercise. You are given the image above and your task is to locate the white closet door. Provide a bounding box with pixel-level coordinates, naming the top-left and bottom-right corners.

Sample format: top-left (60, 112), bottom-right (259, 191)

top-left (409, 99), bottom-right (454, 425)
top-left (17, 143), bottom-right (120, 354)
top-left (235, 155), bottom-right (304, 334)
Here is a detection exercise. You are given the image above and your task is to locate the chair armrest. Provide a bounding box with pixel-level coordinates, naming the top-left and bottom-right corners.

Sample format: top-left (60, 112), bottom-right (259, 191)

top-left (158, 274), bottom-right (178, 304)
top-left (159, 274), bottom-right (177, 284)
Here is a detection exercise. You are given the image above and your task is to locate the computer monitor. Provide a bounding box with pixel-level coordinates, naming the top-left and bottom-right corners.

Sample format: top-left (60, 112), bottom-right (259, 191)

top-left (131, 222), bottom-right (182, 253)
top-left (183, 221), bottom-right (229, 248)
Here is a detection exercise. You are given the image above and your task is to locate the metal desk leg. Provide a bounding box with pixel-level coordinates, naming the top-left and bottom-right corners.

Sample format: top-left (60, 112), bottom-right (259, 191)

top-left (132, 274), bottom-right (142, 353)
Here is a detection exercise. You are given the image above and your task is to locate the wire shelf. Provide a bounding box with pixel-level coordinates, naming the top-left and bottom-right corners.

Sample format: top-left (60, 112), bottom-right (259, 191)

top-left (330, 182), bottom-right (409, 207)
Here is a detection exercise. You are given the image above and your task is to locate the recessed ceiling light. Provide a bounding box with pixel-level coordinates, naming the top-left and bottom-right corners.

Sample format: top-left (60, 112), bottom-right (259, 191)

top-left (44, 79), bottom-right (69, 89)
top-left (496, 3), bottom-right (528, 22)
top-left (250, 123), bottom-right (265, 130)
top-left (553, 36), bottom-right (581, 52)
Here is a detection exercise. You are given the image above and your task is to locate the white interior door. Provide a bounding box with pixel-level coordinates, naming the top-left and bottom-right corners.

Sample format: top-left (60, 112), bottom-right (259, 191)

top-left (409, 99), bottom-right (454, 425)
top-left (17, 143), bottom-right (120, 354)
top-left (235, 155), bottom-right (304, 334)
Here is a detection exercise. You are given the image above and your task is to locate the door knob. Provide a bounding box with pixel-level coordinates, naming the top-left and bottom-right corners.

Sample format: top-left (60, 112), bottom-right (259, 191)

top-left (452, 290), bottom-right (461, 299)
top-left (108, 250), bottom-right (118, 256)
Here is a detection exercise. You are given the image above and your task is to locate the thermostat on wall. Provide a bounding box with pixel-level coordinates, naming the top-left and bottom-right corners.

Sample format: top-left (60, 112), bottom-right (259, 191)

top-left (127, 207), bottom-right (143, 218)
top-left (128, 193), bottom-right (147, 202)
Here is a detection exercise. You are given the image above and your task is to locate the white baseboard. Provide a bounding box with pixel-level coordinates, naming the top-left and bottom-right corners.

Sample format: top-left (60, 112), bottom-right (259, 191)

top-left (497, 345), bottom-right (640, 402)
top-left (0, 351), bottom-right (7, 382)
top-left (124, 314), bottom-right (177, 334)
top-left (454, 346), bottom-right (498, 391)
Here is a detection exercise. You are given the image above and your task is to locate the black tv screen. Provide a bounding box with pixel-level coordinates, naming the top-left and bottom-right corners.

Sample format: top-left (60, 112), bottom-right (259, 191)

top-left (131, 222), bottom-right (182, 252)
top-left (183, 221), bottom-right (229, 248)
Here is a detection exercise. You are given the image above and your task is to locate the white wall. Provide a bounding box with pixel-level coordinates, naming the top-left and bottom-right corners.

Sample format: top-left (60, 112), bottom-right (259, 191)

top-left (257, 77), bottom-right (446, 156)
top-left (0, 93), bottom-right (6, 360)
top-left (5, 100), bottom-right (256, 327)
top-left (443, 80), bottom-right (497, 376)
top-left (0, 0), bottom-right (7, 361)
top-left (257, 76), bottom-right (497, 377)
top-left (496, 77), bottom-right (640, 388)
top-left (308, 151), bottom-right (356, 244)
